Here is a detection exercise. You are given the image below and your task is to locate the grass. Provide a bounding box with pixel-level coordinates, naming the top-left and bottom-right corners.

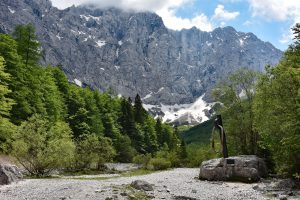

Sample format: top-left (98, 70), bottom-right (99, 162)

top-left (122, 184), bottom-right (151, 200)
top-left (121, 169), bottom-right (156, 177)
top-left (61, 168), bottom-right (117, 176)
top-left (179, 119), bottom-right (214, 145)
top-left (62, 168), bottom-right (158, 181)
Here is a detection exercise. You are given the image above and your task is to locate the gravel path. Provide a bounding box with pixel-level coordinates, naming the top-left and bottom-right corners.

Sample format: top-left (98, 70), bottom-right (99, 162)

top-left (0, 168), bottom-right (267, 200)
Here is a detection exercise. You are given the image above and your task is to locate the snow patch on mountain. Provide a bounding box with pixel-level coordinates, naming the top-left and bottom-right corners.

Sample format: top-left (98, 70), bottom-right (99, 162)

top-left (74, 78), bottom-right (82, 87)
top-left (8, 6), bottom-right (15, 14)
top-left (144, 94), bottom-right (213, 125)
top-left (95, 40), bottom-right (106, 48)
top-left (142, 92), bottom-right (153, 100)
top-left (80, 15), bottom-right (101, 21)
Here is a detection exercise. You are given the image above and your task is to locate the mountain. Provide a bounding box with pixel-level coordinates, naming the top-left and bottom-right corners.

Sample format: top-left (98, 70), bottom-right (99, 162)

top-left (0, 0), bottom-right (283, 124)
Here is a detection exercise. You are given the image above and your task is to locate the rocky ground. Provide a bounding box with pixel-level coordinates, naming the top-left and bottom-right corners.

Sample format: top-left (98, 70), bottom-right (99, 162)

top-left (1, 168), bottom-right (298, 200)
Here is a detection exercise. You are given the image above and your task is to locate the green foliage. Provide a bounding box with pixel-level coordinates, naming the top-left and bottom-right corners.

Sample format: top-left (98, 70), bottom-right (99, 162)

top-left (0, 24), bottom-right (187, 175)
top-left (11, 115), bottom-right (75, 176)
top-left (133, 154), bottom-right (152, 166)
top-left (142, 117), bottom-right (159, 154)
top-left (0, 56), bottom-right (14, 117)
top-left (179, 119), bottom-right (214, 145)
top-left (75, 134), bottom-right (116, 169)
top-left (147, 157), bottom-right (171, 170)
top-left (253, 30), bottom-right (300, 176)
top-left (0, 117), bottom-right (16, 153)
top-left (0, 56), bottom-right (16, 153)
top-left (134, 94), bottom-right (147, 124)
top-left (186, 144), bottom-right (217, 167)
top-left (13, 24), bottom-right (41, 67)
top-left (114, 135), bottom-right (137, 163)
top-left (212, 68), bottom-right (259, 155)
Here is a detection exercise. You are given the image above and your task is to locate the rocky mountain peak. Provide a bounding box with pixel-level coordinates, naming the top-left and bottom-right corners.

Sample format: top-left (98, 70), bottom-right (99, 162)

top-left (0, 0), bottom-right (283, 124)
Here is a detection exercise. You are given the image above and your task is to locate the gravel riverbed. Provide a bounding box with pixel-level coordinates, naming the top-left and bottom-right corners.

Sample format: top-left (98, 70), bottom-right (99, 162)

top-left (0, 168), bottom-right (281, 200)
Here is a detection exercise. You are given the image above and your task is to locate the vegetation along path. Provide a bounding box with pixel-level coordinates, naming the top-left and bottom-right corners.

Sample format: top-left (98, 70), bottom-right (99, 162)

top-left (0, 168), bottom-right (270, 200)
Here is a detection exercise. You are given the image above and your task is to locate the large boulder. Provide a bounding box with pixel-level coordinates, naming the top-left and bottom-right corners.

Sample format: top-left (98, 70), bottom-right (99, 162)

top-left (199, 155), bottom-right (267, 183)
top-left (0, 164), bottom-right (23, 185)
top-left (130, 180), bottom-right (154, 191)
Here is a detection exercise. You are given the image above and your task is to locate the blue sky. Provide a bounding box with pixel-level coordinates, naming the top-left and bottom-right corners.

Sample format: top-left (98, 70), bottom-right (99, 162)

top-left (177, 0), bottom-right (299, 51)
top-left (51, 0), bottom-right (300, 51)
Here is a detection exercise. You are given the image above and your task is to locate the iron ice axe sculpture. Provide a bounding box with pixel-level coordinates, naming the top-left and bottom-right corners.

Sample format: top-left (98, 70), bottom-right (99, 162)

top-left (211, 115), bottom-right (228, 158)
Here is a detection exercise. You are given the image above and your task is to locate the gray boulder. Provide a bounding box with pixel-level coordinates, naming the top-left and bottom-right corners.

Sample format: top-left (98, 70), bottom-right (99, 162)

top-left (199, 155), bottom-right (267, 183)
top-left (130, 180), bottom-right (154, 191)
top-left (0, 164), bottom-right (23, 185)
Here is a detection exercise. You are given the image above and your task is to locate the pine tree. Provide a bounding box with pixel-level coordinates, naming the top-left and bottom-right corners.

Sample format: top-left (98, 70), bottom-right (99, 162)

top-left (134, 94), bottom-right (147, 124)
top-left (13, 24), bottom-right (41, 67)
top-left (155, 118), bottom-right (164, 147)
top-left (119, 98), bottom-right (136, 138)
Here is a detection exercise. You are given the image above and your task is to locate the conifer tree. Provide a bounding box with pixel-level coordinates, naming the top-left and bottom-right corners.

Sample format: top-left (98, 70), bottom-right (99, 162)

top-left (13, 24), bottom-right (41, 67)
top-left (155, 118), bottom-right (164, 147)
top-left (134, 94), bottom-right (147, 124)
top-left (119, 98), bottom-right (136, 138)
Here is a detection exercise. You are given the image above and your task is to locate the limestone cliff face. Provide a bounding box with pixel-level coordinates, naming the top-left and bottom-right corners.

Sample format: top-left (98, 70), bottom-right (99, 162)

top-left (0, 0), bottom-right (282, 123)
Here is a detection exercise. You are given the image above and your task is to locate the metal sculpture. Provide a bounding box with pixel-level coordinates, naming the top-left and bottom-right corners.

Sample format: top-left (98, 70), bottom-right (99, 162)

top-left (211, 115), bottom-right (228, 158)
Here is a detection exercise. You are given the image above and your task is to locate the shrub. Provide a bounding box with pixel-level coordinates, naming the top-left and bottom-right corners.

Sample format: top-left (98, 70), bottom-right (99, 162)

top-left (133, 154), bottom-right (152, 166)
top-left (186, 144), bottom-right (217, 167)
top-left (147, 158), bottom-right (171, 170)
top-left (11, 115), bottom-right (75, 176)
top-left (75, 133), bottom-right (116, 169)
top-left (114, 135), bottom-right (137, 163)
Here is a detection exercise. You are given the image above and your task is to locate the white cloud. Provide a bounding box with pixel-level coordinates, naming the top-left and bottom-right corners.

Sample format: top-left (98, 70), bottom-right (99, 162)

top-left (213, 4), bottom-right (240, 21)
top-left (157, 8), bottom-right (213, 31)
top-left (248, 0), bottom-right (300, 45)
top-left (248, 0), bottom-right (300, 22)
top-left (50, 0), bottom-right (214, 31)
top-left (279, 29), bottom-right (294, 44)
top-left (243, 20), bottom-right (253, 26)
top-left (50, 0), bottom-right (190, 12)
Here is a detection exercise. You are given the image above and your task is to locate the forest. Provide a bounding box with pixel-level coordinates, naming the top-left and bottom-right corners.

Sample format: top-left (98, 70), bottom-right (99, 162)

top-left (0, 23), bottom-right (299, 178)
top-left (0, 24), bottom-right (186, 176)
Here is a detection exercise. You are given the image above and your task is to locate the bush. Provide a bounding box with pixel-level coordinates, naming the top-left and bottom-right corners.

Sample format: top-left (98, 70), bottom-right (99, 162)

top-left (11, 115), bottom-right (75, 176)
top-left (147, 158), bottom-right (171, 170)
top-left (75, 133), bottom-right (116, 169)
top-left (0, 117), bottom-right (16, 153)
top-left (186, 144), bottom-right (217, 167)
top-left (133, 154), bottom-right (152, 166)
top-left (114, 135), bottom-right (137, 163)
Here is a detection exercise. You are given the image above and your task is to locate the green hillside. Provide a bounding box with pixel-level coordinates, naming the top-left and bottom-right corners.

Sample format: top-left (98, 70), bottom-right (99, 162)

top-left (179, 119), bottom-right (214, 145)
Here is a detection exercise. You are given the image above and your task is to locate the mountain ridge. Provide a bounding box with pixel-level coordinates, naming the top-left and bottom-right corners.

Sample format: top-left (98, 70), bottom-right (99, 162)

top-left (0, 0), bottom-right (283, 124)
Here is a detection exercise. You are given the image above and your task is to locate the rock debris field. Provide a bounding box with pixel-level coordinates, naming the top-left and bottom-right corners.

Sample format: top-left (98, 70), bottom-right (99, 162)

top-left (0, 168), bottom-right (298, 200)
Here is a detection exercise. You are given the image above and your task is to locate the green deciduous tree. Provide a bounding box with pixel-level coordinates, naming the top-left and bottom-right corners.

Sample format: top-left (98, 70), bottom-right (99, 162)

top-left (0, 57), bottom-right (14, 117)
top-left (212, 68), bottom-right (259, 155)
top-left (11, 115), bottom-right (75, 176)
top-left (0, 56), bottom-right (16, 152)
top-left (114, 135), bottom-right (137, 163)
top-left (75, 134), bottom-right (116, 169)
top-left (254, 25), bottom-right (300, 176)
